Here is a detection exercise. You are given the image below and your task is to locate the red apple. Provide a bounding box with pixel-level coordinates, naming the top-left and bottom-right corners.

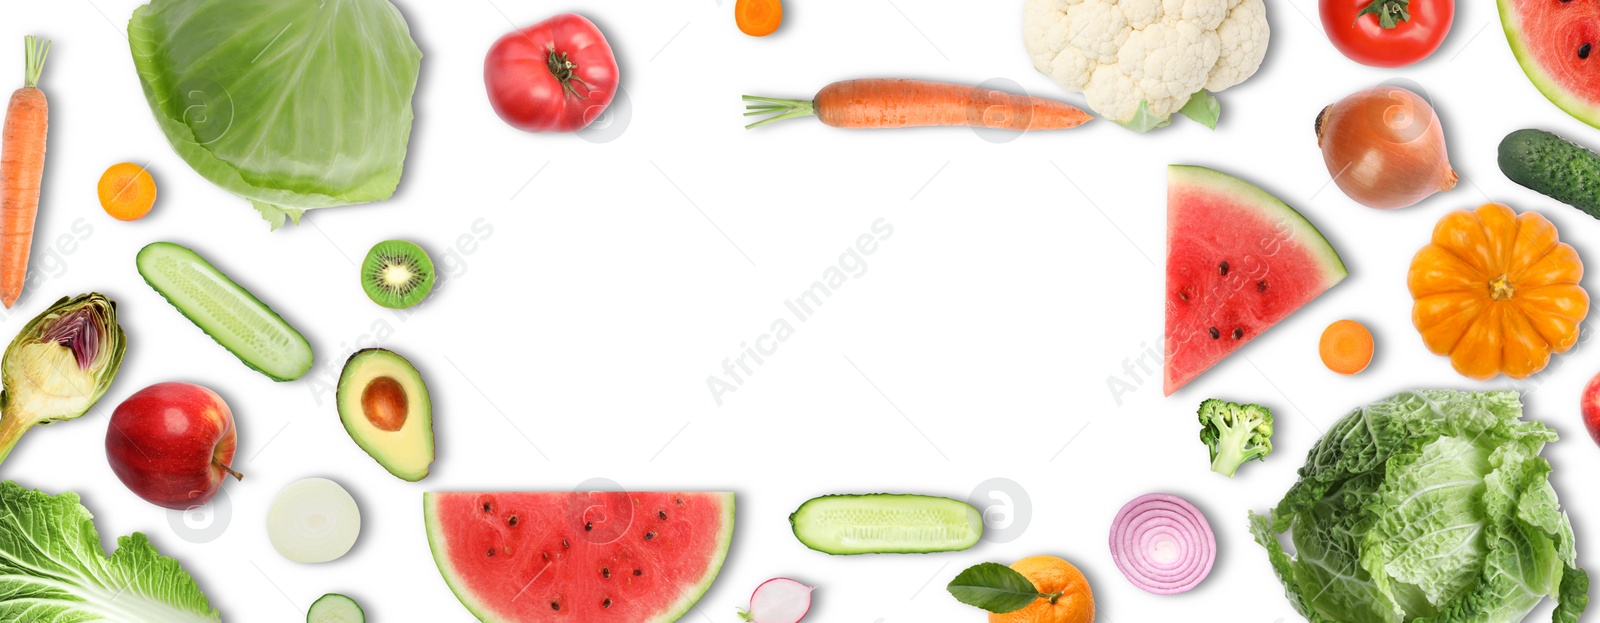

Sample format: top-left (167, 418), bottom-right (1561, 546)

top-left (1583, 371), bottom-right (1600, 447)
top-left (106, 382), bottom-right (241, 510)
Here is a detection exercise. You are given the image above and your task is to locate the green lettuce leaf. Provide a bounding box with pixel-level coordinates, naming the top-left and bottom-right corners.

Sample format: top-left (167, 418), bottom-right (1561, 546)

top-left (128, 0), bottom-right (422, 229)
top-left (1252, 390), bottom-right (1586, 623)
top-left (0, 481), bottom-right (220, 622)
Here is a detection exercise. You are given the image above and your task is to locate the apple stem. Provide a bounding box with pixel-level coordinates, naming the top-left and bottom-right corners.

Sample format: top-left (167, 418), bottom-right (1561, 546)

top-left (218, 461), bottom-right (243, 481)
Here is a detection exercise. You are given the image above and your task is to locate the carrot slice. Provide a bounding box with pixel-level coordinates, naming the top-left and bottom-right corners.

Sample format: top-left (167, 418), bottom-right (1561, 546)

top-left (736, 0), bottom-right (782, 37)
top-left (1319, 319), bottom-right (1374, 375)
top-left (97, 162), bottom-right (157, 221)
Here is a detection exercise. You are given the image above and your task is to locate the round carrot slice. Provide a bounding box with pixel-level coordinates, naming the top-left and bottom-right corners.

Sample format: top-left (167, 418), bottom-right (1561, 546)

top-left (1319, 319), bottom-right (1374, 375)
top-left (736, 0), bottom-right (783, 37)
top-left (97, 162), bottom-right (157, 221)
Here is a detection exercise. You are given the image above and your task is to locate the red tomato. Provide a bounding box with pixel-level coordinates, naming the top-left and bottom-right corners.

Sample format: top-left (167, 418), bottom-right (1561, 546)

top-left (485, 14), bottom-right (619, 133)
top-left (1319, 0), bottom-right (1453, 68)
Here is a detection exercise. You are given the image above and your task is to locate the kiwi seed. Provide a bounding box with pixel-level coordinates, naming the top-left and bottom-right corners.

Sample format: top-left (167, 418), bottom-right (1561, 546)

top-left (360, 240), bottom-right (436, 309)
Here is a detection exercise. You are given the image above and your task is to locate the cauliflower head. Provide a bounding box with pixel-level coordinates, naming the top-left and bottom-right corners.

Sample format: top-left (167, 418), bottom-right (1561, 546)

top-left (1023, 0), bottom-right (1268, 130)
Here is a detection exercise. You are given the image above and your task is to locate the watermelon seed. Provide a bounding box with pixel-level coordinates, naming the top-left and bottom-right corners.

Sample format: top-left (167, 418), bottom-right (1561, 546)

top-left (676, 497), bottom-right (685, 506)
top-left (1582, 43), bottom-right (1592, 59)
top-left (603, 567), bottom-right (612, 578)
top-left (1232, 327), bottom-right (1244, 340)
top-left (542, 551), bottom-right (550, 561)
top-left (645, 531), bottom-right (657, 541)
top-left (1219, 261), bottom-right (1230, 275)
top-left (585, 522), bottom-right (594, 532)
top-left (487, 548), bottom-right (495, 557)
top-left (1209, 327), bottom-right (1220, 339)
top-left (551, 601), bottom-right (560, 611)
top-left (508, 515), bottom-right (518, 527)
top-left (634, 568), bottom-right (643, 576)
top-left (1257, 280), bottom-right (1267, 292)
top-left (563, 539), bottom-right (570, 548)
top-left (482, 502), bottom-right (492, 513)
top-left (1179, 290), bottom-right (1189, 302)
top-left (658, 510), bottom-right (668, 520)
top-left (603, 598), bottom-right (613, 609)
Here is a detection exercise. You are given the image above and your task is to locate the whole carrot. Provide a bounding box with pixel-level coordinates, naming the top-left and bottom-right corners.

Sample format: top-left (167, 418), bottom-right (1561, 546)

top-left (0, 36), bottom-right (49, 309)
top-left (744, 79), bottom-right (1093, 130)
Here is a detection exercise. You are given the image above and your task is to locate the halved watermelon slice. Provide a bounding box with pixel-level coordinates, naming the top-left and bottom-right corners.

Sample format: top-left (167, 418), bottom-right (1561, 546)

top-left (1165, 166), bottom-right (1347, 395)
top-left (1499, 0), bottom-right (1600, 128)
top-left (425, 491), bottom-right (734, 622)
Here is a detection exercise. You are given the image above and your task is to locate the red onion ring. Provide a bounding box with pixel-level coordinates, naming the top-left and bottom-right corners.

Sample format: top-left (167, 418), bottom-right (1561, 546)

top-left (1109, 493), bottom-right (1215, 594)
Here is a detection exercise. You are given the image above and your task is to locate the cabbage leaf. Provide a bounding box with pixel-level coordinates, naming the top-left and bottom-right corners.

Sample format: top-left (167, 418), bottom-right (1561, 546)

top-left (128, 0), bottom-right (422, 229)
top-left (1251, 390), bottom-right (1588, 623)
top-left (0, 481), bottom-right (221, 622)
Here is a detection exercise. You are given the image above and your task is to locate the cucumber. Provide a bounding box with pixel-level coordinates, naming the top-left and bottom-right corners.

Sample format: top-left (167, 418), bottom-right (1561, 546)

top-left (308, 593), bottom-right (364, 623)
top-left (789, 494), bottom-right (982, 555)
top-left (136, 242), bottom-right (313, 381)
top-left (1498, 129), bottom-right (1600, 219)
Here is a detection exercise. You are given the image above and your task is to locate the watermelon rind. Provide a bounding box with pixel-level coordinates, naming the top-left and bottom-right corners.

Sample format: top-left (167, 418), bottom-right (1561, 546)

top-left (1498, 0), bottom-right (1600, 129)
top-left (1168, 166), bottom-right (1347, 281)
top-left (423, 492), bottom-right (736, 623)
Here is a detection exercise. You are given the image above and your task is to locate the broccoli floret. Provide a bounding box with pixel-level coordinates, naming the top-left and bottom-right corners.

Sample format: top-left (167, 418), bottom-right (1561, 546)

top-left (1198, 398), bottom-right (1273, 477)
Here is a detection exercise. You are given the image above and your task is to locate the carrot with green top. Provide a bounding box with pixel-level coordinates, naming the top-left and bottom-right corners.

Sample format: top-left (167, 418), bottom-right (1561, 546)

top-left (1, 36), bottom-right (51, 309)
top-left (744, 79), bottom-right (1093, 131)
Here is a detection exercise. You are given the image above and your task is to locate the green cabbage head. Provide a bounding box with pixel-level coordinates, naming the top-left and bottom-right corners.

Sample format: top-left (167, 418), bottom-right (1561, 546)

top-left (1251, 390), bottom-right (1588, 623)
top-left (128, 0), bottom-right (422, 229)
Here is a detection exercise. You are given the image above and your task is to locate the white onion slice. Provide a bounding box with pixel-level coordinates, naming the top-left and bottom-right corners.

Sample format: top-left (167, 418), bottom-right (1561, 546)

top-left (1108, 493), bottom-right (1214, 594)
top-left (267, 477), bottom-right (361, 563)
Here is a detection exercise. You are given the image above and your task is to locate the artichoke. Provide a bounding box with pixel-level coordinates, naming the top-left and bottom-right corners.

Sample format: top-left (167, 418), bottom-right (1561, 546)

top-left (0, 294), bottom-right (126, 465)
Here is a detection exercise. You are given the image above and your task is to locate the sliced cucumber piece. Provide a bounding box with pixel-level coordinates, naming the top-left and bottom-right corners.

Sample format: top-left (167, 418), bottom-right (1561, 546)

top-left (789, 494), bottom-right (982, 555)
top-left (308, 593), bottom-right (364, 623)
top-left (136, 242), bottom-right (313, 381)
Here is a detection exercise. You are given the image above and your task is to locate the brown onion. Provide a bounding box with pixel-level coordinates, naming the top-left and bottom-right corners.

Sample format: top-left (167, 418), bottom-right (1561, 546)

top-left (1316, 85), bottom-right (1457, 210)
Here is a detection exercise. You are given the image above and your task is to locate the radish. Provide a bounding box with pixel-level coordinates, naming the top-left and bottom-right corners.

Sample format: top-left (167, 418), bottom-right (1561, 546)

top-left (738, 578), bottom-right (814, 623)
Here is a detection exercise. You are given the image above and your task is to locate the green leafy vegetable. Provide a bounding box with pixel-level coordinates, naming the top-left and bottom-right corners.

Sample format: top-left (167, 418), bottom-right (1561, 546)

top-left (1198, 398), bottom-right (1273, 477)
top-left (0, 481), bottom-right (220, 622)
top-left (1251, 390), bottom-right (1588, 623)
top-left (947, 562), bottom-right (1051, 614)
top-left (127, 0), bottom-right (422, 229)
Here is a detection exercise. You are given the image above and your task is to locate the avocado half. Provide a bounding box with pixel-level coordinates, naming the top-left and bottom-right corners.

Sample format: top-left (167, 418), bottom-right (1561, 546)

top-left (336, 348), bottom-right (434, 481)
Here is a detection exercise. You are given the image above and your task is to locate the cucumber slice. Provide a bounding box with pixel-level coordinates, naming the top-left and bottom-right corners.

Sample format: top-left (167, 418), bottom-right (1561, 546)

top-left (308, 593), bottom-right (364, 623)
top-left (137, 242), bottom-right (313, 381)
top-left (789, 494), bottom-right (982, 555)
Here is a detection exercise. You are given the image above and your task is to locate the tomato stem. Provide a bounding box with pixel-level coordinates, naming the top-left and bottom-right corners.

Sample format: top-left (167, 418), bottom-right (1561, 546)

top-left (1355, 0), bottom-right (1411, 29)
top-left (545, 43), bottom-right (591, 100)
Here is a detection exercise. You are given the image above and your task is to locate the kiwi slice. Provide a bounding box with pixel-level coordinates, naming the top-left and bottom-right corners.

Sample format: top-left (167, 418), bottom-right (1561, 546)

top-left (361, 240), bottom-right (435, 309)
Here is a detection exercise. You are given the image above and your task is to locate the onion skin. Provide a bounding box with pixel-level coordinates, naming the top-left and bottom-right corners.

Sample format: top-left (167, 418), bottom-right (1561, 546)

top-left (1108, 493), bottom-right (1215, 595)
top-left (1317, 85), bottom-right (1458, 209)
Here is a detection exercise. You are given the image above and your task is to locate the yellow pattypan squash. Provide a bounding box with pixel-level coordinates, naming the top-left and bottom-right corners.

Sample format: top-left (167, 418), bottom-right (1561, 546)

top-left (1408, 203), bottom-right (1588, 380)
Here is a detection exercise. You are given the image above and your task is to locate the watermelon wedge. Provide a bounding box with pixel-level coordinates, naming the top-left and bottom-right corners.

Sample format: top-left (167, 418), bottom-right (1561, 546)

top-left (1165, 166), bottom-right (1347, 395)
top-left (425, 491), bottom-right (734, 623)
top-left (1499, 0), bottom-right (1600, 128)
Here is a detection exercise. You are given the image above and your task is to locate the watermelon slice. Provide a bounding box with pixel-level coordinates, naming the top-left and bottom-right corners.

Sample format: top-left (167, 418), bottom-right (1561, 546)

top-left (425, 491), bottom-right (734, 623)
top-left (1165, 166), bottom-right (1347, 395)
top-left (1499, 0), bottom-right (1600, 128)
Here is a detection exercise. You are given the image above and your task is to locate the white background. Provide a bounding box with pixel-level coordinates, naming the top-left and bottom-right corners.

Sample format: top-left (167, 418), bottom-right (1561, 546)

top-left (4, 0), bottom-right (1599, 621)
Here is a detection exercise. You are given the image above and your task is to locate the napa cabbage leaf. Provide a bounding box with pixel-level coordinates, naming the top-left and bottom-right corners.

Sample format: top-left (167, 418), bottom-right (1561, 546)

top-left (1250, 390), bottom-right (1587, 623)
top-left (128, 0), bottom-right (422, 229)
top-left (0, 481), bottom-right (220, 622)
